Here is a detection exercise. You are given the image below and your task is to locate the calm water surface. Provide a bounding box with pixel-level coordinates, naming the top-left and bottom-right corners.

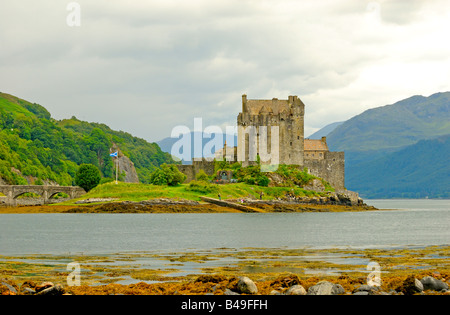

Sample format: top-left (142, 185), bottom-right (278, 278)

top-left (0, 199), bottom-right (448, 255)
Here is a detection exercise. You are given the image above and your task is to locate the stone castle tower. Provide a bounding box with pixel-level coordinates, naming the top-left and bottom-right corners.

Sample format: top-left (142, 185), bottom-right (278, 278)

top-left (178, 94), bottom-right (345, 190)
top-left (236, 94), bottom-right (345, 189)
top-left (237, 95), bottom-right (305, 166)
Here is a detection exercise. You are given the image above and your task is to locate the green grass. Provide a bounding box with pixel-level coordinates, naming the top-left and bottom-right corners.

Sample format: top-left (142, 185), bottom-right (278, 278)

top-left (65, 181), bottom-right (327, 204)
top-left (0, 97), bottom-right (34, 117)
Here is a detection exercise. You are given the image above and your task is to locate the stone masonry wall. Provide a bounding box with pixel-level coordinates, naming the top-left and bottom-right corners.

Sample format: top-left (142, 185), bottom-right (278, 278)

top-left (304, 151), bottom-right (345, 190)
top-left (177, 159), bottom-right (215, 183)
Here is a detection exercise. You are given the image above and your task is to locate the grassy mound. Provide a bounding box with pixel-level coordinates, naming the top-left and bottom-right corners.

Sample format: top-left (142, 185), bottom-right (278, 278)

top-left (66, 181), bottom-right (327, 204)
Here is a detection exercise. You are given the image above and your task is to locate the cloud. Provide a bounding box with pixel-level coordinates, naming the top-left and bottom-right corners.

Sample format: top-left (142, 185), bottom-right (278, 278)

top-left (1, 0), bottom-right (450, 142)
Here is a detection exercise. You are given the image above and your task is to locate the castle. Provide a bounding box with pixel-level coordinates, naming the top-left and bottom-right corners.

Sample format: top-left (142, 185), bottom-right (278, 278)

top-left (177, 95), bottom-right (345, 190)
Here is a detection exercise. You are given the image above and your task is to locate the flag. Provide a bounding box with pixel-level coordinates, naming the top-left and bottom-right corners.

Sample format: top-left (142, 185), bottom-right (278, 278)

top-left (110, 151), bottom-right (118, 157)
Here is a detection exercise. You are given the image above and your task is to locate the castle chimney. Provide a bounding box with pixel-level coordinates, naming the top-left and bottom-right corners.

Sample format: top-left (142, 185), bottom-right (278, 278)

top-left (321, 136), bottom-right (327, 144)
top-left (242, 94), bottom-right (247, 112)
top-left (272, 97), bottom-right (278, 108)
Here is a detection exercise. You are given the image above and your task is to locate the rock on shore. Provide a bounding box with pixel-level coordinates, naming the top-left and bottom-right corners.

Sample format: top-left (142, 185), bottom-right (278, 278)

top-left (2, 274), bottom-right (449, 295)
top-left (1, 280), bottom-right (66, 295)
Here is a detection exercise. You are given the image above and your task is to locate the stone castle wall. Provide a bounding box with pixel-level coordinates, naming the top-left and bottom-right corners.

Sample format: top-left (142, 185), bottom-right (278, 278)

top-left (177, 159), bottom-right (216, 183)
top-left (304, 151), bottom-right (345, 190)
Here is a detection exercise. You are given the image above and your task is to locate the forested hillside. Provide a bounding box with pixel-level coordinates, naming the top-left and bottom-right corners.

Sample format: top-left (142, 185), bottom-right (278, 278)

top-left (346, 134), bottom-right (450, 198)
top-left (0, 92), bottom-right (175, 185)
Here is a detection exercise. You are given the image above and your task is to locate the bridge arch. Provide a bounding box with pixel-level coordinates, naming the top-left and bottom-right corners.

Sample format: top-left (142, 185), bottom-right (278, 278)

top-left (13, 191), bottom-right (44, 199)
top-left (0, 185), bottom-right (86, 206)
top-left (13, 187), bottom-right (45, 200)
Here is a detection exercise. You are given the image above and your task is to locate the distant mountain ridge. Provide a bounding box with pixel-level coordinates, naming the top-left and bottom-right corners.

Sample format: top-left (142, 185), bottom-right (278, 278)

top-left (326, 91), bottom-right (450, 198)
top-left (327, 92), bottom-right (450, 152)
top-left (157, 132), bottom-right (237, 164)
top-left (0, 92), bottom-right (175, 185)
top-left (307, 121), bottom-right (343, 139)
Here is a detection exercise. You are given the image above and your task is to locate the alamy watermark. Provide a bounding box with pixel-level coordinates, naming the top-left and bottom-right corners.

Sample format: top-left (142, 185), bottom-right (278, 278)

top-left (66, 262), bottom-right (81, 286)
top-left (66, 2), bottom-right (81, 27)
top-left (367, 261), bottom-right (382, 287)
top-left (170, 118), bottom-right (280, 170)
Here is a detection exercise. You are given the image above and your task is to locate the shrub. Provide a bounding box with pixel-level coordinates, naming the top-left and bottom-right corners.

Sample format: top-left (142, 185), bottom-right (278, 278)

top-left (242, 175), bottom-right (255, 185)
top-left (275, 165), bottom-right (317, 187)
top-left (149, 163), bottom-right (186, 186)
top-left (195, 169), bottom-right (210, 182)
top-left (235, 164), bottom-right (270, 187)
top-left (75, 163), bottom-right (101, 192)
top-left (256, 174), bottom-right (270, 187)
top-left (185, 180), bottom-right (218, 194)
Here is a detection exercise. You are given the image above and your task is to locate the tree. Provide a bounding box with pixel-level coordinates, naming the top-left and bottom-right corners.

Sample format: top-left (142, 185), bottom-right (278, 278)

top-left (86, 128), bottom-right (113, 178)
top-left (75, 163), bottom-right (101, 192)
top-left (150, 163), bottom-right (186, 186)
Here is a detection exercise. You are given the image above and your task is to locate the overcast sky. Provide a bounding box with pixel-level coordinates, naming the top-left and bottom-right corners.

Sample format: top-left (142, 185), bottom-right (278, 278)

top-left (1, 0), bottom-right (450, 142)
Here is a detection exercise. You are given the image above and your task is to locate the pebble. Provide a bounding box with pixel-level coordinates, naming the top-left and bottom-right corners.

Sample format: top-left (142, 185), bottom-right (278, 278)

top-left (420, 276), bottom-right (449, 292)
top-left (236, 276), bottom-right (258, 294)
top-left (285, 285), bottom-right (307, 295)
top-left (224, 288), bottom-right (240, 295)
top-left (307, 281), bottom-right (345, 295)
top-left (36, 283), bottom-right (64, 295)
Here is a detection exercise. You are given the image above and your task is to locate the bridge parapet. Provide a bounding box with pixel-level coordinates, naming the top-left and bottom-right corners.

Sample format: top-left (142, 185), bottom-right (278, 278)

top-left (0, 185), bottom-right (86, 206)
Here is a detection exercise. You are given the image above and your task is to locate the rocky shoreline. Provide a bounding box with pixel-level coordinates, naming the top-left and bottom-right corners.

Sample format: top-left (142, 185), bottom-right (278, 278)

top-left (1, 246), bottom-right (448, 296)
top-left (63, 193), bottom-right (377, 214)
top-left (1, 198), bottom-right (376, 214)
top-left (2, 272), bottom-right (448, 295)
top-left (63, 201), bottom-right (376, 214)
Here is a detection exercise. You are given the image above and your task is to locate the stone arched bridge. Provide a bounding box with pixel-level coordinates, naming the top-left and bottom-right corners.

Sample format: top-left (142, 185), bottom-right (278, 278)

top-left (0, 185), bottom-right (86, 206)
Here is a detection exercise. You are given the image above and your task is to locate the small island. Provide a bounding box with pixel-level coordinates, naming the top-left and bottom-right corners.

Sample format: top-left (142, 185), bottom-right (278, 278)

top-left (0, 163), bottom-right (376, 214)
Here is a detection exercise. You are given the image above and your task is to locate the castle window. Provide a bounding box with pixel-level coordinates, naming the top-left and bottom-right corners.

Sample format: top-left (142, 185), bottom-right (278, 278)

top-left (290, 142), bottom-right (292, 146)
top-left (297, 136), bottom-right (300, 140)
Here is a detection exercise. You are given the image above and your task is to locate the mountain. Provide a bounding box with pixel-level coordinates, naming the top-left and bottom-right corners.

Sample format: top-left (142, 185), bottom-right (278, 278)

top-left (347, 134), bottom-right (450, 198)
top-left (0, 92), bottom-right (176, 185)
top-left (326, 91), bottom-right (450, 198)
top-left (157, 132), bottom-right (238, 164)
top-left (328, 92), bottom-right (450, 152)
top-left (307, 121), bottom-right (343, 139)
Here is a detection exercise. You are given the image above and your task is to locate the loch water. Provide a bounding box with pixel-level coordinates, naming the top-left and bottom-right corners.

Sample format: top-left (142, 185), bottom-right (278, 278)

top-left (0, 199), bottom-right (448, 255)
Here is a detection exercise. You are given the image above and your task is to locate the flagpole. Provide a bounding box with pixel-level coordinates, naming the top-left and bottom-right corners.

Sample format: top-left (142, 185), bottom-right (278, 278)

top-left (110, 151), bottom-right (119, 185)
top-left (115, 156), bottom-right (118, 184)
